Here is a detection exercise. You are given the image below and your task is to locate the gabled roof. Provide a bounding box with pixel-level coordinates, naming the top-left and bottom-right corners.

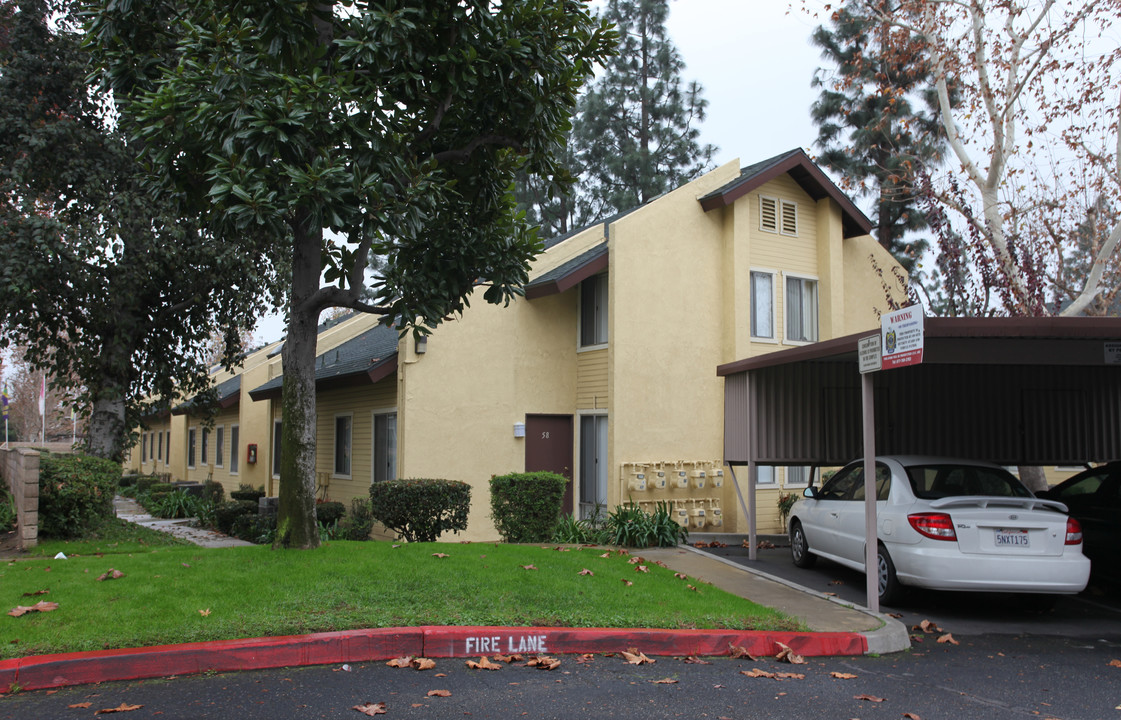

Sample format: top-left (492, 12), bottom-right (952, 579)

top-left (248, 323), bottom-right (400, 401)
top-left (525, 241), bottom-right (608, 300)
top-left (697, 148), bottom-right (873, 239)
top-left (170, 374), bottom-right (242, 417)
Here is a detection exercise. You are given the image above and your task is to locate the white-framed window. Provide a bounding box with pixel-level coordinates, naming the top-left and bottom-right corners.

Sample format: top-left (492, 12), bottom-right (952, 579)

top-left (272, 420), bottom-right (283, 478)
top-left (187, 428), bottom-right (197, 469)
top-left (579, 273), bottom-right (608, 349)
top-left (334, 414), bottom-right (352, 477)
top-left (372, 411), bottom-right (397, 483)
top-left (784, 274), bottom-right (819, 344)
top-left (215, 426), bottom-right (225, 468)
top-left (785, 466), bottom-right (811, 487)
top-left (230, 425), bottom-right (240, 474)
top-left (755, 466), bottom-right (776, 485)
top-left (201, 428), bottom-right (210, 466)
top-left (750, 269), bottom-right (776, 341)
top-left (759, 196), bottom-right (798, 236)
top-left (578, 412), bottom-right (608, 520)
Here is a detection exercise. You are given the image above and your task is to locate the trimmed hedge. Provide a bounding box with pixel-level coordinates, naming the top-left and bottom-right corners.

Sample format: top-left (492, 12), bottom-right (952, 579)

top-left (490, 471), bottom-right (568, 543)
top-left (136, 475), bottom-right (162, 492)
top-left (316, 501), bottom-right (345, 526)
top-left (230, 484), bottom-right (265, 503)
top-left (369, 478), bottom-right (470, 542)
top-left (38, 454), bottom-right (119, 538)
top-left (215, 500), bottom-right (257, 535)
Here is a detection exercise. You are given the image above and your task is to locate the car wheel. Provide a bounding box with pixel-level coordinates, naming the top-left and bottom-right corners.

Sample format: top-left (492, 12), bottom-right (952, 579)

top-left (877, 543), bottom-right (904, 605)
top-left (790, 521), bottom-right (816, 568)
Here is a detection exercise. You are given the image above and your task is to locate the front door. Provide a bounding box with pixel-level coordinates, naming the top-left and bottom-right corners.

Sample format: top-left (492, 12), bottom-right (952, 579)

top-left (525, 415), bottom-right (575, 514)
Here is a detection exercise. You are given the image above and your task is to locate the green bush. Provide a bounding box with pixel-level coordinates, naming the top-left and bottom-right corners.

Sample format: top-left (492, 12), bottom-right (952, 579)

top-left (551, 513), bottom-right (606, 544)
top-left (230, 484), bottom-right (265, 503)
top-left (316, 501), bottom-right (345, 526)
top-left (150, 482), bottom-right (176, 494)
top-left (338, 498), bottom-right (375, 540)
top-left (150, 489), bottom-right (199, 519)
top-left (136, 475), bottom-right (162, 492)
top-left (0, 486), bottom-right (15, 532)
top-left (603, 501), bottom-right (688, 548)
top-left (201, 480), bottom-right (225, 505)
top-left (231, 513), bottom-right (276, 544)
top-left (215, 500), bottom-right (257, 535)
top-left (489, 471), bottom-right (568, 543)
top-left (369, 478), bottom-right (470, 542)
top-left (119, 474), bottom-right (140, 488)
top-left (38, 454), bottom-right (120, 538)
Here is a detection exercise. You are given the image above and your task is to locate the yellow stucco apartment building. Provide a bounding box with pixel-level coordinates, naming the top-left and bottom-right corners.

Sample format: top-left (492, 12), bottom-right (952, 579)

top-left (126, 149), bottom-right (909, 540)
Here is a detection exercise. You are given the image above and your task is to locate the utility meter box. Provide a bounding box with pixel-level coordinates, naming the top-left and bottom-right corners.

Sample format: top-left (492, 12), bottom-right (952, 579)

top-left (674, 505), bottom-right (689, 527)
top-left (690, 469), bottom-right (706, 489)
top-left (628, 472), bottom-right (647, 492)
top-left (649, 470), bottom-right (667, 490)
top-left (688, 507), bottom-right (707, 528)
top-left (673, 471), bottom-right (689, 489)
top-left (711, 468), bottom-right (724, 488)
top-left (708, 505), bottom-right (723, 527)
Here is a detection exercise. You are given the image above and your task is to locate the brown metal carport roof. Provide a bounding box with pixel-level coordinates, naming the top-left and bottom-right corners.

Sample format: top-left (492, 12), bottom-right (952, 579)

top-left (719, 316), bottom-right (1121, 467)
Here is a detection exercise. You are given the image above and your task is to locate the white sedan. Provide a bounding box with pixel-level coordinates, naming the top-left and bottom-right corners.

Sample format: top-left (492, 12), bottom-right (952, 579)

top-left (788, 456), bottom-right (1091, 604)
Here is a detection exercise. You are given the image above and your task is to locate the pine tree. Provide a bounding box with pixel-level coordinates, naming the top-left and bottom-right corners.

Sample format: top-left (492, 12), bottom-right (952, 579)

top-left (810, 0), bottom-right (949, 276)
top-left (572, 0), bottom-right (716, 222)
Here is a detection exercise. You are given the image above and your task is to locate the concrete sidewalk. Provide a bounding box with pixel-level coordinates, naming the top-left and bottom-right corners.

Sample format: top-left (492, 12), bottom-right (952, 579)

top-left (112, 496), bottom-right (253, 548)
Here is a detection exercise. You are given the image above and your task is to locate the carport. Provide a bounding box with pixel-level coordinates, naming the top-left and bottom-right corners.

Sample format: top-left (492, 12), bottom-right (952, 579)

top-left (718, 316), bottom-right (1121, 611)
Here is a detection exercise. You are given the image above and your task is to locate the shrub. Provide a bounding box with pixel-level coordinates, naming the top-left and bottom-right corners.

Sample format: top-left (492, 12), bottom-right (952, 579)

top-left (230, 484), bottom-right (265, 503)
top-left (316, 501), bottom-right (345, 527)
top-left (369, 478), bottom-right (470, 542)
top-left (215, 500), bottom-right (257, 535)
top-left (201, 479), bottom-right (225, 505)
top-left (135, 475), bottom-right (162, 492)
top-left (0, 487), bottom-right (15, 532)
top-left (150, 482), bottom-right (176, 494)
top-left (338, 498), bottom-right (375, 541)
top-left (489, 471), bottom-right (568, 543)
top-left (603, 501), bottom-right (688, 548)
top-left (118, 474), bottom-right (140, 488)
top-left (150, 489), bottom-right (199, 519)
top-left (38, 454), bottom-right (120, 538)
top-left (551, 513), bottom-right (606, 545)
top-left (231, 513), bottom-right (276, 544)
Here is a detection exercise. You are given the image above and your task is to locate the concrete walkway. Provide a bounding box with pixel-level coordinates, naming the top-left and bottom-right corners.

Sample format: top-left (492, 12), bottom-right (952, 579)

top-left (112, 496), bottom-right (253, 548)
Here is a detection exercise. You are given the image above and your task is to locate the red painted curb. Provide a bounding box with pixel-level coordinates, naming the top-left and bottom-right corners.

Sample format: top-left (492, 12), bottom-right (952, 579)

top-left (0, 626), bottom-right (866, 693)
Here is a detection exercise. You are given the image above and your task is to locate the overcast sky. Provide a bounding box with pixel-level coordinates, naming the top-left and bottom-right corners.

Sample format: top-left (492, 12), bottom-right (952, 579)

top-left (254, 1), bottom-right (831, 344)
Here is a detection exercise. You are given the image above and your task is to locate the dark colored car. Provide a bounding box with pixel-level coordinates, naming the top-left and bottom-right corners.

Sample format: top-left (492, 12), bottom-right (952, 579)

top-left (1038, 462), bottom-right (1121, 583)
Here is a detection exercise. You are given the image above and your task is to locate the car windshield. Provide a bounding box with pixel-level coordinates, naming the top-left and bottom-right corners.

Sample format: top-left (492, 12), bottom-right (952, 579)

top-left (905, 464), bottom-right (1033, 500)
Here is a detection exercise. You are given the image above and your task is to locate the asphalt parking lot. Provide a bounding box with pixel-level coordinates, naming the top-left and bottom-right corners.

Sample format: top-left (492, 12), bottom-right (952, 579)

top-left (697, 538), bottom-right (1121, 639)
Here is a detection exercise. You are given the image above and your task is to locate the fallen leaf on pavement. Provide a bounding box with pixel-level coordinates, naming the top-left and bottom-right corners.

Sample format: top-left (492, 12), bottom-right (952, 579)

top-left (728, 644), bottom-right (758, 660)
top-left (466, 657), bottom-right (501, 670)
top-left (622, 649), bottom-right (655, 665)
top-left (775, 672), bottom-right (805, 679)
top-left (741, 668), bottom-right (775, 678)
top-left (887, 612), bottom-right (903, 618)
top-left (937, 633), bottom-right (959, 645)
top-left (1108, 659), bottom-right (1121, 667)
top-left (757, 540), bottom-right (775, 549)
top-left (353, 702), bottom-right (387, 716)
top-left (412, 657), bottom-right (436, 671)
top-left (427, 690), bottom-right (451, 698)
top-left (8, 601), bottom-right (59, 617)
top-left (493, 654), bottom-right (523, 663)
top-left (830, 672), bottom-right (858, 679)
top-left (68, 703), bottom-right (92, 709)
top-left (683, 656), bottom-right (711, 664)
top-left (96, 703), bottom-right (143, 714)
top-left (912, 619), bottom-right (941, 634)
top-left (650, 678), bottom-right (678, 684)
top-left (903, 713), bottom-right (922, 719)
top-left (854, 694), bottom-right (885, 702)
top-left (774, 642), bottom-right (805, 664)
top-left (386, 657), bottom-right (413, 668)
top-left (526, 655), bottom-right (561, 670)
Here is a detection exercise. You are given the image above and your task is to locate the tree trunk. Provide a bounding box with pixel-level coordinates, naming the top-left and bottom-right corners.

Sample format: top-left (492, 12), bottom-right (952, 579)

top-left (86, 393), bottom-right (126, 462)
top-left (274, 217), bottom-right (322, 549)
top-left (1018, 465), bottom-right (1048, 494)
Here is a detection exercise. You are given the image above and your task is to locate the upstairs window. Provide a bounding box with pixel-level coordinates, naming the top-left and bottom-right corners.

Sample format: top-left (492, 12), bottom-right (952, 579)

top-left (579, 274), bottom-right (608, 348)
top-left (750, 270), bottom-right (775, 340)
top-left (334, 415), bottom-right (352, 477)
top-left (785, 275), bottom-right (818, 343)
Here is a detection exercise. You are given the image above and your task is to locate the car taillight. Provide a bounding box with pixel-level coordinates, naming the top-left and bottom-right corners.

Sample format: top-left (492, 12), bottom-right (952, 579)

top-left (908, 512), bottom-right (957, 541)
top-left (1065, 517), bottom-right (1083, 545)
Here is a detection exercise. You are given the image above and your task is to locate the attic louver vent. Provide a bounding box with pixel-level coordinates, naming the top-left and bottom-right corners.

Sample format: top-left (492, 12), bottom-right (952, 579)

top-left (781, 200), bottom-right (798, 236)
top-left (760, 196), bottom-right (778, 233)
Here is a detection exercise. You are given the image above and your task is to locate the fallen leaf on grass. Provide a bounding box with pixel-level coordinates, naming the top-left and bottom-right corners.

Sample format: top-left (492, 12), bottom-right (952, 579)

top-left (68, 703), bottom-right (92, 709)
top-left (431, 553), bottom-right (449, 559)
top-left (650, 678), bottom-right (678, 684)
top-left (466, 657), bottom-right (501, 671)
top-left (674, 572), bottom-right (687, 579)
top-left (620, 579), bottom-right (633, 586)
top-left (686, 584), bottom-right (700, 592)
top-left (634, 565), bottom-right (649, 573)
top-left (728, 644), bottom-right (758, 660)
top-left (599, 552), bottom-right (612, 558)
top-left (854, 694), bottom-right (885, 702)
top-left (8, 601), bottom-right (59, 617)
top-left (526, 655), bottom-right (561, 670)
top-left (353, 702), bottom-right (387, 716)
top-left (427, 690), bottom-right (451, 698)
top-left (911, 619), bottom-right (942, 634)
top-left (199, 609), bottom-right (211, 616)
top-left (622, 649), bottom-right (655, 665)
top-left (774, 642), bottom-right (805, 665)
top-left (21, 590), bottom-right (49, 597)
top-left (522, 564), bottom-right (538, 571)
top-left (96, 569), bottom-right (124, 582)
top-left (578, 568), bottom-right (594, 576)
top-left (96, 703), bottom-right (143, 714)
top-left (628, 557), bottom-right (642, 565)
top-left (937, 633), bottom-right (959, 645)
top-left (830, 672), bottom-right (858, 679)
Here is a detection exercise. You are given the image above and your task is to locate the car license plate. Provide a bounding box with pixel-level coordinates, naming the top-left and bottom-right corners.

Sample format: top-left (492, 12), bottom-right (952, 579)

top-left (995, 528), bottom-right (1029, 547)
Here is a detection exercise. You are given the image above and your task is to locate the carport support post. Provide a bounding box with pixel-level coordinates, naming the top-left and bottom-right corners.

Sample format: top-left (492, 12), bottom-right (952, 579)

top-left (862, 372), bottom-right (879, 614)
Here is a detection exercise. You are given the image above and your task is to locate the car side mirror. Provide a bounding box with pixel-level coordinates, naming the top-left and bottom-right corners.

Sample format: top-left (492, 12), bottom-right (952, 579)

top-left (803, 487), bottom-right (818, 499)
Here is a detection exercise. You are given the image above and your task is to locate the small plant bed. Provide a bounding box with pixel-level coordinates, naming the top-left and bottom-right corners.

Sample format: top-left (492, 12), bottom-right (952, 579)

top-left (0, 542), bottom-right (802, 659)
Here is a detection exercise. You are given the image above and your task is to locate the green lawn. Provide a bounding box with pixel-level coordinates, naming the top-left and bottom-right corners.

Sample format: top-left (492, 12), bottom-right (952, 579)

top-left (1, 540), bottom-right (801, 659)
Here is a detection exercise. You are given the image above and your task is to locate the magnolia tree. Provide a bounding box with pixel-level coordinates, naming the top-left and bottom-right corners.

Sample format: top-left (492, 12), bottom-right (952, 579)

top-left (846, 0), bottom-right (1121, 317)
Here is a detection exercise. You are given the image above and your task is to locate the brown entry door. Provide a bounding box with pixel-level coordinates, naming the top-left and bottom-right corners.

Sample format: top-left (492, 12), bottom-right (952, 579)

top-left (525, 415), bottom-right (575, 514)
